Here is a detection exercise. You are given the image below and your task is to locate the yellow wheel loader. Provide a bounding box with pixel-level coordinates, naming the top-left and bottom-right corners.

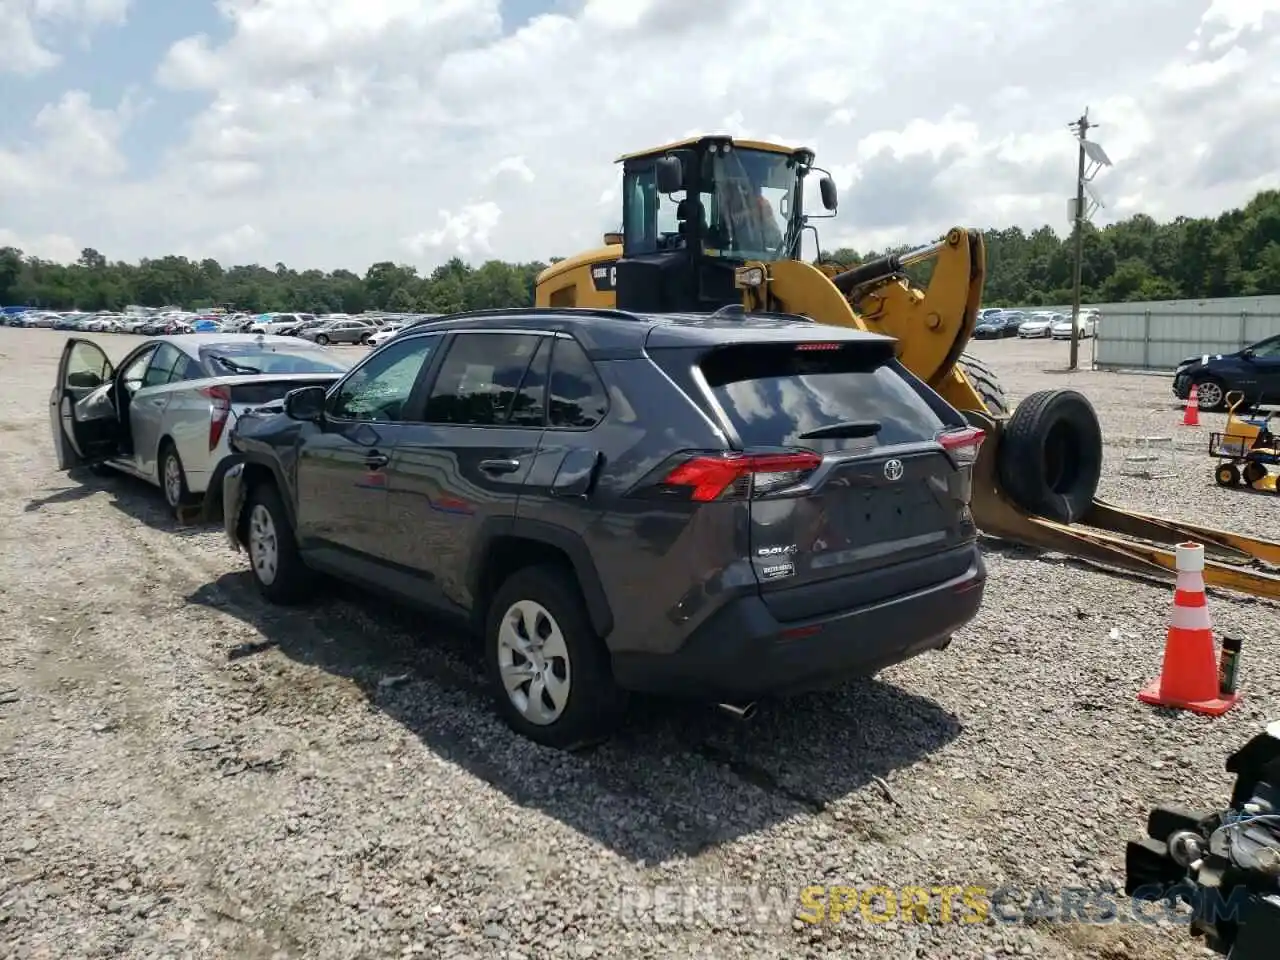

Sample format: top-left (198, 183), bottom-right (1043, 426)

top-left (535, 135), bottom-right (1280, 599)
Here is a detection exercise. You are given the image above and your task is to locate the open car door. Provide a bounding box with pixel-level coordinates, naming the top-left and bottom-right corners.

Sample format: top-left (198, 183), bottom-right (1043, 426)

top-left (48, 338), bottom-right (119, 469)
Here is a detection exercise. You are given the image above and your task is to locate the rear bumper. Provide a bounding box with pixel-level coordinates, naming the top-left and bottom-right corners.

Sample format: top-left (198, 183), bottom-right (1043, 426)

top-left (610, 547), bottom-right (987, 700)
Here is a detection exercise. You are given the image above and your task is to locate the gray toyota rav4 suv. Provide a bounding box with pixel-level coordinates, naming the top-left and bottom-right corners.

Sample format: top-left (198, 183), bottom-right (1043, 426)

top-left (222, 307), bottom-right (987, 748)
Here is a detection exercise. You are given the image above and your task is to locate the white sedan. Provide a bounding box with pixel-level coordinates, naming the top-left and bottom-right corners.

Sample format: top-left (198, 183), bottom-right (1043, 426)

top-left (366, 323), bottom-right (408, 347)
top-left (1051, 315), bottom-right (1097, 339)
top-left (50, 334), bottom-right (352, 518)
top-left (1017, 312), bottom-right (1061, 338)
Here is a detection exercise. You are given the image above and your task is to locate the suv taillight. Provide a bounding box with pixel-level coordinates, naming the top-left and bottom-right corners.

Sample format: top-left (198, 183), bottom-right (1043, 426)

top-left (661, 451), bottom-right (822, 501)
top-left (936, 426), bottom-right (985, 465)
top-left (201, 385), bottom-right (232, 451)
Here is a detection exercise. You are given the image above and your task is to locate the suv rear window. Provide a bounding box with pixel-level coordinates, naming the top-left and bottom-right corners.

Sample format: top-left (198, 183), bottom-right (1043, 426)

top-left (698, 342), bottom-right (947, 452)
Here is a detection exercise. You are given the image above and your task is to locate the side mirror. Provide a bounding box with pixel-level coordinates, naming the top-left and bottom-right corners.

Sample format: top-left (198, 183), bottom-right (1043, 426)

top-left (1242, 349), bottom-right (1256, 361)
top-left (284, 385), bottom-right (326, 422)
top-left (603, 231), bottom-right (623, 246)
top-left (819, 175), bottom-right (838, 212)
top-left (656, 156), bottom-right (684, 194)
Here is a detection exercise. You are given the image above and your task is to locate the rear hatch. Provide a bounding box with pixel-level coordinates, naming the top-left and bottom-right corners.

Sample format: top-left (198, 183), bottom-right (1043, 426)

top-left (672, 337), bottom-right (981, 620)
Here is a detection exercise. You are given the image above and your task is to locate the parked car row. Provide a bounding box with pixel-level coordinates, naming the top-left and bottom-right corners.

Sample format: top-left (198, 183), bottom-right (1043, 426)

top-left (972, 307), bottom-right (1101, 341)
top-left (2, 307), bottom-right (439, 341)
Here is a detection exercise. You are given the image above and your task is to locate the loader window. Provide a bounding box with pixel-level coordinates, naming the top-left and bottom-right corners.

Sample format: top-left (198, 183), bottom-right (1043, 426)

top-left (623, 160), bottom-right (687, 255)
top-left (702, 149), bottom-right (798, 261)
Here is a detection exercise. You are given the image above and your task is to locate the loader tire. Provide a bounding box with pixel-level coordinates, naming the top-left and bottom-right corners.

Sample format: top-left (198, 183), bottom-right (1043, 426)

top-left (956, 353), bottom-right (1009, 416)
top-left (997, 389), bottom-right (1102, 525)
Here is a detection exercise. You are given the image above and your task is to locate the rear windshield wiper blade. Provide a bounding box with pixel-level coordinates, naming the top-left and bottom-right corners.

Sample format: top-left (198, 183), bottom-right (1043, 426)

top-left (798, 420), bottom-right (882, 440)
top-left (211, 355), bottom-right (261, 375)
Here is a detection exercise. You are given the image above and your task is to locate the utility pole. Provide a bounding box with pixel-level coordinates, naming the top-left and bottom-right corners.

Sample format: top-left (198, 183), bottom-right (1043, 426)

top-left (1068, 110), bottom-right (1091, 371)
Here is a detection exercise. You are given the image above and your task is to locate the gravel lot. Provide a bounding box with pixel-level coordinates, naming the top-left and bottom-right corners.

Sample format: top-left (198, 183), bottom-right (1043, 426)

top-left (2, 328), bottom-right (1276, 960)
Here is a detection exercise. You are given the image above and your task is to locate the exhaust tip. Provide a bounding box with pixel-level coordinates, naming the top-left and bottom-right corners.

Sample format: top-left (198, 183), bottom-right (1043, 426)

top-left (717, 701), bottom-right (758, 721)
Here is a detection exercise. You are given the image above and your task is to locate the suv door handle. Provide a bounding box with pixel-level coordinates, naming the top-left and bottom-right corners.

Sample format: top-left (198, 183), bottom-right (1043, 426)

top-left (479, 458), bottom-right (521, 474)
top-left (364, 452), bottom-right (389, 469)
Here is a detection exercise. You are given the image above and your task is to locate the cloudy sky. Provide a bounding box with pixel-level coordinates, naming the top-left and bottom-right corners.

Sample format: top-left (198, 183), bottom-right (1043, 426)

top-left (0, 0), bottom-right (1276, 271)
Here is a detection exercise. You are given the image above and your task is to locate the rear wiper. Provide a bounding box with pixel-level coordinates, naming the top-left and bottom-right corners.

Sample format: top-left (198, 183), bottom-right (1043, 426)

top-left (211, 356), bottom-right (261, 375)
top-left (798, 420), bottom-right (881, 440)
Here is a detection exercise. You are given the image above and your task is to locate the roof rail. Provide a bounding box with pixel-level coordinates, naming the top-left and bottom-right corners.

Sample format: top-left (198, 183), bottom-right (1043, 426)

top-left (407, 306), bottom-right (644, 326)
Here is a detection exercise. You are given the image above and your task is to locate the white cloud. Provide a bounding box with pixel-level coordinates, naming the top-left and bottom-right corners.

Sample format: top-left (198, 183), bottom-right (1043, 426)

top-left (0, 90), bottom-right (133, 189)
top-left (0, 0), bottom-right (130, 74)
top-left (403, 202), bottom-right (503, 258)
top-left (1, 0), bottom-right (1278, 268)
top-left (0, 228), bottom-right (79, 262)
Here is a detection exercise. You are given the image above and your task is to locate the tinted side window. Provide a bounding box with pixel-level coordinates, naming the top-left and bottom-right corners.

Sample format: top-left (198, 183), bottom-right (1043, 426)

top-left (422, 333), bottom-right (542, 426)
top-left (120, 347), bottom-right (157, 388)
top-left (142, 344), bottom-right (183, 387)
top-left (328, 334), bottom-right (438, 421)
top-left (509, 337), bottom-right (551, 427)
top-left (548, 338), bottom-right (608, 429)
top-left (173, 355), bottom-right (204, 381)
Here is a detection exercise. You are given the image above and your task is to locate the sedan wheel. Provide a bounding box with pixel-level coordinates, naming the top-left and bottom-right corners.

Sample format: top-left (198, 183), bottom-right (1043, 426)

top-left (1195, 380), bottom-right (1225, 411)
top-left (160, 445), bottom-right (193, 513)
top-left (315, 334), bottom-right (329, 345)
top-left (164, 457), bottom-right (182, 506)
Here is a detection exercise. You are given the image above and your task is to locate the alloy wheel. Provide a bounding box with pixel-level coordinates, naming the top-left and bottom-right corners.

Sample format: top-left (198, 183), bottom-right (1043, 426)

top-left (163, 453), bottom-right (183, 507)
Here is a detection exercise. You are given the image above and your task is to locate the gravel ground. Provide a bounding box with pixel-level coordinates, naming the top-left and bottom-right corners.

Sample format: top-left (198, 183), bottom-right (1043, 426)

top-left (1, 328), bottom-right (1276, 960)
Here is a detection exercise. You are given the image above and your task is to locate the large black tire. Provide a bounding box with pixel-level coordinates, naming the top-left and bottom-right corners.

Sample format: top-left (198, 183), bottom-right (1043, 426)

top-left (484, 564), bottom-right (627, 750)
top-left (956, 353), bottom-right (1009, 416)
top-left (997, 389), bottom-right (1103, 524)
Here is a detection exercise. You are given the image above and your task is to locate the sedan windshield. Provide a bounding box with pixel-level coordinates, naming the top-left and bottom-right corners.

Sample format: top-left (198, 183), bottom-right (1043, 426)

top-left (200, 343), bottom-right (352, 376)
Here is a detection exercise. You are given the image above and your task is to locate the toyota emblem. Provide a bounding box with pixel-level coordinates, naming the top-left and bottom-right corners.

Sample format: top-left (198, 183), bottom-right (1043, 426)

top-left (883, 458), bottom-right (904, 481)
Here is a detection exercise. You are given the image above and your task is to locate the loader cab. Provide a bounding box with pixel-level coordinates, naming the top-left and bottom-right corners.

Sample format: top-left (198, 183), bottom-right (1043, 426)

top-left (614, 136), bottom-right (837, 313)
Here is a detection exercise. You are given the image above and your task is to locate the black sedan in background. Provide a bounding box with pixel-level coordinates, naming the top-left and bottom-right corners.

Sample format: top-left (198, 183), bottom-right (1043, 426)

top-left (973, 310), bottom-right (1024, 339)
top-left (1173, 334), bottom-right (1280, 411)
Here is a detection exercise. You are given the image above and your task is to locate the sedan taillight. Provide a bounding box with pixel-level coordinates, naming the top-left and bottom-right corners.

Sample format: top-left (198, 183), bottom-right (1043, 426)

top-left (201, 385), bottom-right (232, 451)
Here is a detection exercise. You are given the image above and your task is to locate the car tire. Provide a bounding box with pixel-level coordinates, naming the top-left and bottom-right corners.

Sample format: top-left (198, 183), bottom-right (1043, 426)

top-left (315, 334), bottom-right (329, 345)
top-left (244, 481), bottom-right (311, 604)
top-left (159, 441), bottom-right (197, 515)
top-left (997, 389), bottom-right (1103, 524)
top-left (484, 564), bottom-right (627, 750)
top-left (1193, 376), bottom-right (1227, 412)
top-left (360, 333), bottom-right (371, 345)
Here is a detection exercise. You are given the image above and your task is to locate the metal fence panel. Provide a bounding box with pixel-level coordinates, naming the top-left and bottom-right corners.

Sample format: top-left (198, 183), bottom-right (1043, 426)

top-left (1094, 310), bottom-right (1280, 370)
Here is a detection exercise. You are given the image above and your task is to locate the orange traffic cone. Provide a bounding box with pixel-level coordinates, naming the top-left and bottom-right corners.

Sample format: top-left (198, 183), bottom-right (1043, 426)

top-left (1182, 385), bottom-right (1200, 426)
top-left (1138, 542), bottom-right (1239, 716)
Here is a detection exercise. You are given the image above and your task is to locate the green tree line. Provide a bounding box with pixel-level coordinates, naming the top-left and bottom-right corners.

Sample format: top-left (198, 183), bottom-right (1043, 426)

top-left (3, 189), bottom-right (1278, 313)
